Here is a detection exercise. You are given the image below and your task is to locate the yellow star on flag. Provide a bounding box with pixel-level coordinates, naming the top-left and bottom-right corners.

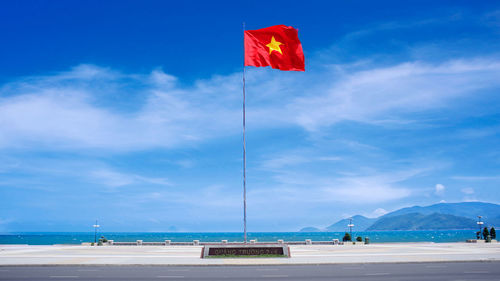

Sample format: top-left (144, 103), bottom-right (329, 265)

top-left (266, 36), bottom-right (283, 55)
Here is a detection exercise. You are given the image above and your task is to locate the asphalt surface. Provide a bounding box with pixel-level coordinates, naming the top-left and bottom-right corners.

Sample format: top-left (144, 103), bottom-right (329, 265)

top-left (0, 262), bottom-right (499, 281)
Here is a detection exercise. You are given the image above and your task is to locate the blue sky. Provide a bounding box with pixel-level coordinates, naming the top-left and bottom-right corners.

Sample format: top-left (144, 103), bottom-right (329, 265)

top-left (1, 0), bottom-right (500, 232)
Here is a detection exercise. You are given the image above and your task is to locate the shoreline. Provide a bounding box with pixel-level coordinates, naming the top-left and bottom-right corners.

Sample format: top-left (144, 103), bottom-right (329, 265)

top-left (0, 240), bottom-right (495, 246)
top-left (0, 230), bottom-right (480, 245)
top-left (1, 236), bottom-right (496, 247)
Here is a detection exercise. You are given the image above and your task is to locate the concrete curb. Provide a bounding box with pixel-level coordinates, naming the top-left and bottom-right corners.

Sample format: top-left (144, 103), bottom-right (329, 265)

top-left (1, 260), bottom-right (499, 267)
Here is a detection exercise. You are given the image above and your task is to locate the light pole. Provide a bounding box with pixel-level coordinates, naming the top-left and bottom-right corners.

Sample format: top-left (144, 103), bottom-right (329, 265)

top-left (477, 216), bottom-right (483, 240)
top-left (93, 220), bottom-right (100, 245)
top-left (348, 218), bottom-right (354, 241)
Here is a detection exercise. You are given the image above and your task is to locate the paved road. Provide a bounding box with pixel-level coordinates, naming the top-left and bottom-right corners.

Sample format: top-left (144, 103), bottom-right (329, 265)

top-left (0, 262), bottom-right (499, 280)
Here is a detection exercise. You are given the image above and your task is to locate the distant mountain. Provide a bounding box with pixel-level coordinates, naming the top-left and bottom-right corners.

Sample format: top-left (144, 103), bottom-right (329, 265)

top-left (325, 215), bottom-right (377, 232)
top-left (367, 212), bottom-right (477, 231)
top-left (298, 202), bottom-right (500, 231)
top-left (490, 215), bottom-right (500, 228)
top-left (380, 202), bottom-right (500, 224)
top-left (299, 227), bottom-right (321, 232)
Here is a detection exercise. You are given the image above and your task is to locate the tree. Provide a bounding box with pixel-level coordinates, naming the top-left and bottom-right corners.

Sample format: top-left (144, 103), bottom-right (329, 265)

top-left (342, 232), bottom-right (352, 242)
top-left (356, 236), bottom-right (363, 242)
top-left (491, 227), bottom-right (496, 240)
top-left (476, 231), bottom-right (481, 239)
top-left (483, 227), bottom-right (490, 240)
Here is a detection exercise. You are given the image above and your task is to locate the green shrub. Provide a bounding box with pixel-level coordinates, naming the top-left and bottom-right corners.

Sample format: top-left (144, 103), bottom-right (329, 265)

top-left (342, 233), bottom-right (352, 242)
top-left (491, 227), bottom-right (496, 240)
top-left (483, 227), bottom-right (490, 240)
top-left (356, 236), bottom-right (363, 242)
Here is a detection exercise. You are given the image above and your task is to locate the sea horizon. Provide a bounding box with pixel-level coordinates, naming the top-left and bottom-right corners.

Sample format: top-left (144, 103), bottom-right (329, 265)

top-left (0, 230), bottom-right (479, 245)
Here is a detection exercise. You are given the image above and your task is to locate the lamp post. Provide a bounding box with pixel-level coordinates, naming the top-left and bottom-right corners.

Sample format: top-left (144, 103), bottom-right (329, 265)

top-left (347, 218), bottom-right (354, 241)
top-left (93, 220), bottom-right (100, 245)
top-left (477, 216), bottom-right (483, 240)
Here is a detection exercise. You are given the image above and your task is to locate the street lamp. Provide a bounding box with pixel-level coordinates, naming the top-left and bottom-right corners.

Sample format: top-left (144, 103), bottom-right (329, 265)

top-left (347, 218), bottom-right (354, 241)
top-left (477, 216), bottom-right (483, 240)
top-left (93, 220), bottom-right (100, 245)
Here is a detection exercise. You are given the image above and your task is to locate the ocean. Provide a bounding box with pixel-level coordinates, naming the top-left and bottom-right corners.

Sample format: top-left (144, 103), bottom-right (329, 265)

top-left (0, 230), bottom-right (478, 245)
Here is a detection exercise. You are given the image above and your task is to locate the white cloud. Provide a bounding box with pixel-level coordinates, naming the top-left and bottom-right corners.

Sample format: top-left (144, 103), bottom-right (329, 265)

top-left (128, 184), bottom-right (242, 209)
top-left (289, 59), bottom-right (500, 130)
top-left (250, 168), bottom-right (419, 204)
top-left (149, 69), bottom-right (177, 87)
top-left (368, 208), bottom-right (389, 218)
top-left (435, 183), bottom-right (445, 195)
top-left (461, 187), bottom-right (477, 202)
top-left (328, 181), bottom-right (412, 203)
top-left (0, 55), bottom-right (499, 152)
top-left (0, 65), bottom-right (241, 151)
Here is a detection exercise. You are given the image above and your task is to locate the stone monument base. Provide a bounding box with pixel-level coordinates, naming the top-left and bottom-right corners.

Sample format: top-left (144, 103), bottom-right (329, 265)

top-left (201, 244), bottom-right (290, 258)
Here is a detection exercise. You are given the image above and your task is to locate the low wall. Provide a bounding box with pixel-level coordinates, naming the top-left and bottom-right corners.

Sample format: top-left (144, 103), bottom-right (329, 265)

top-left (102, 239), bottom-right (348, 246)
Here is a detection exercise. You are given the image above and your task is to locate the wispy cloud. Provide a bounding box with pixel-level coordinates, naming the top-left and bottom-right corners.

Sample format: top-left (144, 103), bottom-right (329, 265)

top-left (1, 55), bottom-right (500, 152)
top-left (0, 65), bottom-right (241, 151)
top-left (90, 169), bottom-right (170, 188)
top-left (456, 126), bottom-right (500, 139)
top-left (461, 187), bottom-right (475, 194)
top-left (461, 187), bottom-right (477, 202)
top-left (435, 183), bottom-right (445, 195)
top-left (366, 208), bottom-right (389, 218)
top-left (289, 59), bottom-right (500, 130)
top-left (260, 149), bottom-right (341, 170)
top-left (249, 168), bottom-right (424, 205)
top-left (320, 171), bottom-right (416, 203)
top-left (451, 175), bottom-right (500, 181)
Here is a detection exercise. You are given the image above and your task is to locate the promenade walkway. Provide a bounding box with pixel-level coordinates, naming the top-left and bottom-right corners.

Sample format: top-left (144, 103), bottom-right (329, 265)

top-left (1, 242), bottom-right (499, 265)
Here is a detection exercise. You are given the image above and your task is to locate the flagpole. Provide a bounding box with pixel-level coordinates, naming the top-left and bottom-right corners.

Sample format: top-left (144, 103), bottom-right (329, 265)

top-left (242, 22), bottom-right (247, 244)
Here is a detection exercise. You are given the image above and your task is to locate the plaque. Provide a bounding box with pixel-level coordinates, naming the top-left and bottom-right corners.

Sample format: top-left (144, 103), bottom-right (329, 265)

top-left (202, 244), bottom-right (290, 258)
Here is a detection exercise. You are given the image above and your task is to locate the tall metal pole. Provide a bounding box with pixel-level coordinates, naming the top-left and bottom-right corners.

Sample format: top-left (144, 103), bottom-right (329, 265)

top-left (478, 216), bottom-right (483, 239)
top-left (93, 219), bottom-right (99, 245)
top-left (348, 218), bottom-right (354, 241)
top-left (242, 22), bottom-right (247, 244)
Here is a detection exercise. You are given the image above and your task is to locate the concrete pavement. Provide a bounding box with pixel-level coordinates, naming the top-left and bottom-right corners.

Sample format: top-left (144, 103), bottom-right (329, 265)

top-left (1, 242), bottom-right (499, 265)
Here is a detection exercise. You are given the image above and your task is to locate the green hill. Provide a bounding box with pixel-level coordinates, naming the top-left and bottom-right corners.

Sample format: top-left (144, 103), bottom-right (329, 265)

top-left (325, 215), bottom-right (377, 232)
top-left (381, 202), bottom-right (500, 224)
top-left (299, 227), bottom-right (322, 232)
top-left (298, 202), bottom-right (500, 231)
top-left (367, 212), bottom-right (477, 231)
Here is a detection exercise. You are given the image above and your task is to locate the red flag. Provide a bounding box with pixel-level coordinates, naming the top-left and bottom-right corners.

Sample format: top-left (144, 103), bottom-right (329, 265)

top-left (244, 25), bottom-right (305, 71)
